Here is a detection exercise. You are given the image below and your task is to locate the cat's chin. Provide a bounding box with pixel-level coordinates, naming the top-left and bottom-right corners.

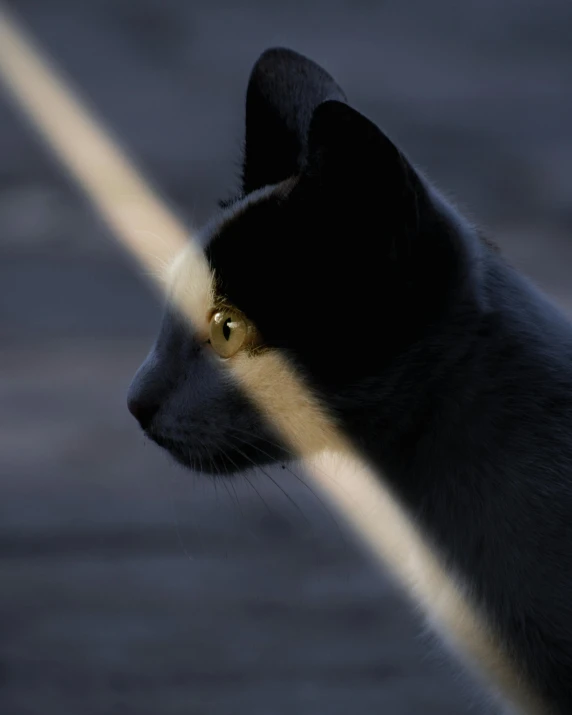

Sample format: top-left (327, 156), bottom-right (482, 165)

top-left (147, 432), bottom-right (290, 476)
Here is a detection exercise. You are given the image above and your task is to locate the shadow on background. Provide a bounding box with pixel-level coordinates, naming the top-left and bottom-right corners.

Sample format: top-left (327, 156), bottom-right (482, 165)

top-left (1, 1), bottom-right (572, 713)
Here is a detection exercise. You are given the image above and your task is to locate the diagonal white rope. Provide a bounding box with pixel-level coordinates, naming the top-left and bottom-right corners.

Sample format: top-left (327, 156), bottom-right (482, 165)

top-left (0, 5), bottom-right (542, 712)
top-left (0, 4), bottom-right (187, 289)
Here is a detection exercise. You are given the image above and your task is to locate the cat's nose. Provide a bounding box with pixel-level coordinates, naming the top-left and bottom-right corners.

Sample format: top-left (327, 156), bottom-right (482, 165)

top-left (128, 350), bottom-right (167, 429)
top-left (127, 394), bottom-right (160, 430)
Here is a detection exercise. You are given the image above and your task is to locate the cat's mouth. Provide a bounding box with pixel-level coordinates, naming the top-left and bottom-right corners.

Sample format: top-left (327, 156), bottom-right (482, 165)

top-left (146, 430), bottom-right (290, 475)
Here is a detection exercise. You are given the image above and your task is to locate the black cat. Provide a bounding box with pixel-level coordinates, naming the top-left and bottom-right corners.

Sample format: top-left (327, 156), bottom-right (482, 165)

top-left (128, 49), bottom-right (572, 713)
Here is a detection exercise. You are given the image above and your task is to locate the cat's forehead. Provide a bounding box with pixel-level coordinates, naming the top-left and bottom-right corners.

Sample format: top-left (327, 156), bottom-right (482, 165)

top-left (215, 181), bottom-right (292, 230)
top-left (166, 179), bottom-right (294, 334)
top-left (206, 177), bottom-right (296, 248)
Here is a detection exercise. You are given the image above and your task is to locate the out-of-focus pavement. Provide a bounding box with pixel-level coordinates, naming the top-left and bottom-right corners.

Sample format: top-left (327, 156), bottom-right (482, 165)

top-left (1, 1), bottom-right (571, 713)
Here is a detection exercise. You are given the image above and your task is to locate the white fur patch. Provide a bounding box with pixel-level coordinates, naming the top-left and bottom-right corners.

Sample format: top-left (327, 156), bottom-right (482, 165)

top-left (167, 241), bottom-right (215, 340)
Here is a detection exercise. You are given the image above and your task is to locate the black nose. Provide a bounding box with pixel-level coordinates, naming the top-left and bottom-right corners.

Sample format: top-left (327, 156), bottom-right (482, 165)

top-left (127, 395), bottom-right (159, 430)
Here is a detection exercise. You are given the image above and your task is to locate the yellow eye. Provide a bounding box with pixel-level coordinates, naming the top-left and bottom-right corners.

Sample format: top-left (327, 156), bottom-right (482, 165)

top-left (209, 310), bottom-right (249, 358)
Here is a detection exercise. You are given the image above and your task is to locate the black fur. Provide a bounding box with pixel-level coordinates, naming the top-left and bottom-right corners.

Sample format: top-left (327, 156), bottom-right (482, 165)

top-left (242, 48), bottom-right (346, 194)
top-left (206, 49), bottom-right (572, 712)
top-left (129, 48), bottom-right (572, 712)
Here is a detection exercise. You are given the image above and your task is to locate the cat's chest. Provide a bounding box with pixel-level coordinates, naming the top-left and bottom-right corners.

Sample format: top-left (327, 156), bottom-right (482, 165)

top-left (311, 452), bottom-right (544, 715)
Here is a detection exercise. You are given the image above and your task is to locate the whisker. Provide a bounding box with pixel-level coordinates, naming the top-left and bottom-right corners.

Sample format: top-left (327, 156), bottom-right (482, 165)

top-left (226, 457), bottom-right (274, 516)
top-left (215, 445), bottom-right (262, 540)
top-left (191, 448), bottom-right (213, 554)
top-left (228, 428), bottom-right (347, 538)
top-left (228, 475), bottom-right (246, 519)
top-left (227, 425), bottom-right (298, 460)
top-left (212, 443), bottom-right (272, 514)
top-left (229, 425), bottom-right (339, 482)
top-left (226, 437), bottom-right (310, 525)
top-left (217, 459), bottom-right (241, 510)
top-left (167, 465), bottom-right (196, 562)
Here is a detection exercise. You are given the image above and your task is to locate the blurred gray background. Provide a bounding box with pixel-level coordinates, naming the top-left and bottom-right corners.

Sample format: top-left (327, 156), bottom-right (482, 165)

top-left (1, 1), bottom-right (572, 713)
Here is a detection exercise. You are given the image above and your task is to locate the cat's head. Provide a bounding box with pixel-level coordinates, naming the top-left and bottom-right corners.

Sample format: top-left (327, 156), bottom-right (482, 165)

top-left (127, 48), bottom-right (483, 474)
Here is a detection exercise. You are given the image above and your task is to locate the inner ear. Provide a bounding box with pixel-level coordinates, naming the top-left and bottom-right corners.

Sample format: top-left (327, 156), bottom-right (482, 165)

top-left (242, 48), bottom-right (347, 195)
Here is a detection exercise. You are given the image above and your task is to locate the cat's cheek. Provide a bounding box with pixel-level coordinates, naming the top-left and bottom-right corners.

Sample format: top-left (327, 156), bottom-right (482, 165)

top-left (225, 349), bottom-right (347, 458)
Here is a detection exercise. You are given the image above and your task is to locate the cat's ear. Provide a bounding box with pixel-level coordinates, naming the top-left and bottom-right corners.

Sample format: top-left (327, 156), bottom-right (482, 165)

top-left (242, 48), bottom-right (347, 194)
top-left (304, 100), bottom-right (420, 207)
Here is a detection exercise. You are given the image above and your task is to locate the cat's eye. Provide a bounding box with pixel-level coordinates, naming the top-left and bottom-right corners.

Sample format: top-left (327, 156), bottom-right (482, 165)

top-left (208, 310), bottom-right (249, 358)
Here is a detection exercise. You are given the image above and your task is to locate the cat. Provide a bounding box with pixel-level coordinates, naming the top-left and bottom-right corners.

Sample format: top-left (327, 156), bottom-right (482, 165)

top-left (127, 48), bottom-right (572, 714)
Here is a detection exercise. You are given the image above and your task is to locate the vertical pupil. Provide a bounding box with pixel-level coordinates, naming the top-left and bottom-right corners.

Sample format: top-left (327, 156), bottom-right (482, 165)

top-left (223, 318), bottom-right (232, 341)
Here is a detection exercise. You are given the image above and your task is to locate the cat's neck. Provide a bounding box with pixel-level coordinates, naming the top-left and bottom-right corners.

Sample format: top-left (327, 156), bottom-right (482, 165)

top-left (337, 252), bottom-right (572, 476)
top-left (330, 251), bottom-right (572, 713)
